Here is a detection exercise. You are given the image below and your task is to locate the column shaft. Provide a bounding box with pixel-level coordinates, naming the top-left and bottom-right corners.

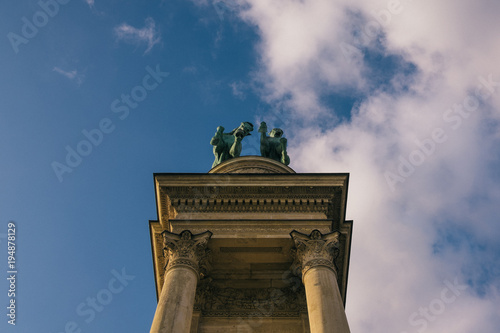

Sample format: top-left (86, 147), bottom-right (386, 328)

top-left (150, 267), bottom-right (198, 333)
top-left (150, 230), bottom-right (212, 333)
top-left (303, 266), bottom-right (350, 333)
top-left (290, 229), bottom-right (350, 333)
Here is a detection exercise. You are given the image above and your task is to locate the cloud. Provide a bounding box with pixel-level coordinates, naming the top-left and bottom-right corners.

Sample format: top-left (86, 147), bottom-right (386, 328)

top-left (183, 66), bottom-right (198, 74)
top-left (84, 0), bottom-right (94, 8)
top-left (229, 0), bottom-right (500, 331)
top-left (114, 17), bottom-right (161, 54)
top-left (229, 81), bottom-right (246, 100)
top-left (53, 67), bottom-right (84, 85)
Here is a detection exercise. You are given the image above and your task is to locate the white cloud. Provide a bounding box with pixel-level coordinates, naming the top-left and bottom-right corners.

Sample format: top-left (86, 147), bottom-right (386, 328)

top-left (114, 17), bottom-right (161, 54)
top-left (229, 81), bottom-right (246, 100)
top-left (53, 67), bottom-right (84, 85)
top-left (84, 0), bottom-right (94, 8)
top-left (230, 0), bottom-right (500, 331)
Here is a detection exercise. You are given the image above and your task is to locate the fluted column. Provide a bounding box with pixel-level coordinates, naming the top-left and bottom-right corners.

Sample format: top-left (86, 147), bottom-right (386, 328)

top-left (150, 230), bottom-right (212, 333)
top-left (290, 230), bottom-right (350, 333)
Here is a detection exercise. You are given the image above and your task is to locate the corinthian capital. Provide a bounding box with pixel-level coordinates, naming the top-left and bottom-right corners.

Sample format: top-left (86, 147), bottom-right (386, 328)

top-left (290, 229), bottom-right (340, 278)
top-left (162, 230), bottom-right (212, 277)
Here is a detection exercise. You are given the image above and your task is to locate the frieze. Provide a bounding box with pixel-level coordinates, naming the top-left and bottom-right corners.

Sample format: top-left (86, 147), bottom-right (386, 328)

top-left (194, 284), bottom-right (307, 317)
top-left (169, 226), bottom-right (331, 236)
top-left (162, 185), bottom-right (338, 197)
top-left (174, 201), bottom-right (329, 214)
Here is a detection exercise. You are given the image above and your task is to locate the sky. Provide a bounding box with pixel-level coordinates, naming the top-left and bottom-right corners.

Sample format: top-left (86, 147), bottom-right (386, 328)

top-left (0, 0), bottom-right (499, 332)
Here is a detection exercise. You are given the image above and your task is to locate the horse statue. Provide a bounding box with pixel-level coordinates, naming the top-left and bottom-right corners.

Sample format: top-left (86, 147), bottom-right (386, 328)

top-left (210, 121), bottom-right (254, 168)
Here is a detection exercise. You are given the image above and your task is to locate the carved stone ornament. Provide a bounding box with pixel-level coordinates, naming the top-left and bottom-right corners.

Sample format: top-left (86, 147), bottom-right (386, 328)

top-left (194, 282), bottom-right (307, 317)
top-left (290, 229), bottom-right (340, 279)
top-left (163, 230), bottom-right (212, 278)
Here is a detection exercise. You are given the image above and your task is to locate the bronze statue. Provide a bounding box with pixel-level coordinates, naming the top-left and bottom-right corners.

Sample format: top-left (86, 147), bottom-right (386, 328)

top-left (258, 122), bottom-right (290, 165)
top-left (210, 122), bottom-right (254, 168)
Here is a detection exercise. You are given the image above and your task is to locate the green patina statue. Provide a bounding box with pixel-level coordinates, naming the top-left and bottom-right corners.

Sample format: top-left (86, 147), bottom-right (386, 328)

top-left (259, 121), bottom-right (290, 165)
top-left (210, 121), bottom-right (254, 168)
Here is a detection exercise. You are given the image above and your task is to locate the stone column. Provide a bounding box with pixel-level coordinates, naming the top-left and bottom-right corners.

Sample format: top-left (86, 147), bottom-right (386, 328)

top-left (150, 230), bottom-right (212, 333)
top-left (290, 230), bottom-right (350, 333)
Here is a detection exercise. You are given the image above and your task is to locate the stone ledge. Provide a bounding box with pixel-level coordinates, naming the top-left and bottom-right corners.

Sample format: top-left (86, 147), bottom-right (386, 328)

top-left (209, 156), bottom-right (295, 174)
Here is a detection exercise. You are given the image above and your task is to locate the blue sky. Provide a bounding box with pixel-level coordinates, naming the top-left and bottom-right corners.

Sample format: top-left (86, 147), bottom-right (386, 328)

top-left (1, 0), bottom-right (500, 332)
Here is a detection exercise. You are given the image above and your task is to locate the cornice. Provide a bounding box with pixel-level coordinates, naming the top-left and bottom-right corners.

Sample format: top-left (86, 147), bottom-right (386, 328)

top-left (158, 185), bottom-right (343, 225)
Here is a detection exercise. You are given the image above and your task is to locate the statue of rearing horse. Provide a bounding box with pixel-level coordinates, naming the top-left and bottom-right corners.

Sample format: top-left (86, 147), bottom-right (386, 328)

top-left (210, 121), bottom-right (254, 168)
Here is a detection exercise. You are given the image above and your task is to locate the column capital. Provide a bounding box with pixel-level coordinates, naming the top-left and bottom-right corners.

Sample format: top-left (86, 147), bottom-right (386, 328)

top-left (290, 229), bottom-right (340, 278)
top-left (162, 230), bottom-right (212, 278)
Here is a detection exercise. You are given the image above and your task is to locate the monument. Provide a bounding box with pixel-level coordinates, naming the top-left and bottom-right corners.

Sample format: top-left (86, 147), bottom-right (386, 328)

top-left (149, 122), bottom-right (353, 332)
